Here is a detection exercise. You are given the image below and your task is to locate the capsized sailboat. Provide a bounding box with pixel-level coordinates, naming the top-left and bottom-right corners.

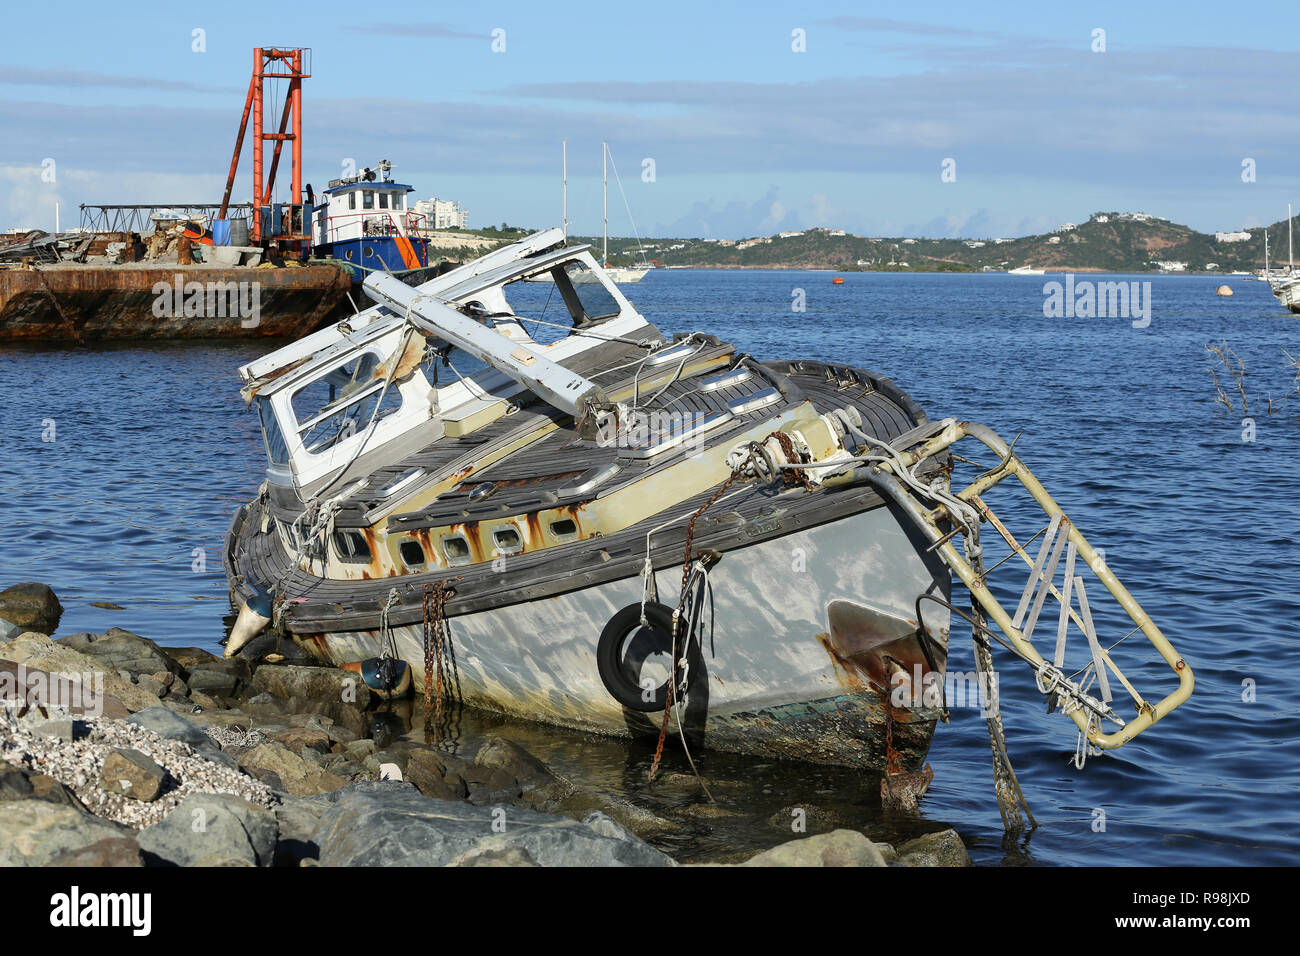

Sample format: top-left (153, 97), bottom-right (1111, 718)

top-left (224, 229), bottom-right (1192, 791)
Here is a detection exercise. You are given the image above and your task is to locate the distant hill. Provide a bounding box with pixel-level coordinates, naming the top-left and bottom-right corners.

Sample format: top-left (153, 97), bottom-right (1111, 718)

top-left (577, 212), bottom-right (1297, 274)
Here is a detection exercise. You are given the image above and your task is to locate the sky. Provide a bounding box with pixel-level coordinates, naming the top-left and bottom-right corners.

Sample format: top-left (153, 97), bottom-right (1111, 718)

top-left (2, 1), bottom-right (1299, 239)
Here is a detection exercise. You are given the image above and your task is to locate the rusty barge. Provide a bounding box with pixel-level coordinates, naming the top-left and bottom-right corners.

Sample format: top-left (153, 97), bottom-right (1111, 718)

top-left (0, 262), bottom-right (352, 341)
top-left (222, 229), bottom-right (1192, 799)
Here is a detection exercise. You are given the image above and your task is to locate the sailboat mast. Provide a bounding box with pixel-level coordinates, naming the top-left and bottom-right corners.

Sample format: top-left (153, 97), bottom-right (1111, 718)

top-left (602, 141), bottom-right (608, 265)
top-left (562, 140), bottom-right (568, 241)
top-left (1289, 203), bottom-right (1293, 273)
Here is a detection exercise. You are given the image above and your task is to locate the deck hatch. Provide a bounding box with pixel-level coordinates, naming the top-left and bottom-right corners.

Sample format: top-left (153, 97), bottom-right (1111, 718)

top-left (615, 409), bottom-right (734, 460)
top-left (698, 367), bottom-right (753, 392)
top-left (727, 387), bottom-right (782, 415)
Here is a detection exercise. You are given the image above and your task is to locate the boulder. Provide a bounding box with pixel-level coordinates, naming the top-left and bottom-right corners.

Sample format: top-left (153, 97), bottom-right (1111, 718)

top-left (767, 804), bottom-right (850, 834)
top-left (404, 750), bottom-right (470, 802)
top-left (125, 705), bottom-right (209, 747)
top-left (0, 633), bottom-right (162, 713)
top-left (311, 784), bottom-right (674, 867)
top-left (57, 629), bottom-right (178, 678)
top-left (895, 828), bottom-right (972, 867)
top-left (45, 836), bottom-right (144, 867)
top-left (162, 646), bottom-right (223, 672)
top-left (0, 619), bottom-right (20, 642)
top-left (272, 796), bottom-right (328, 866)
top-left (186, 669), bottom-right (241, 697)
top-left (0, 801), bottom-right (129, 866)
top-left (0, 760), bottom-right (34, 801)
top-left (462, 765), bottom-right (523, 807)
top-left (251, 665), bottom-right (370, 709)
top-left (125, 706), bottom-right (239, 770)
top-left (100, 748), bottom-right (167, 802)
top-left (131, 673), bottom-right (161, 696)
top-left (474, 736), bottom-right (561, 789)
top-left (273, 727), bottom-right (331, 755)
top-left (136, 792), bottom-right (277, 867)
top-left (239, 742), bottom-right (348, 797)
top-left (0, 659), bottom-right (130, 719)
top-left (0, 583), bottom-right (63, 636)
top-left (741, 829), bottom-right (889, 867)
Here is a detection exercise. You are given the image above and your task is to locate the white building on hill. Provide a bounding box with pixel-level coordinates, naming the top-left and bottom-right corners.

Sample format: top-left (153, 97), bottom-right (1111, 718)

top-left (413, 197), bottom-right (469, 230)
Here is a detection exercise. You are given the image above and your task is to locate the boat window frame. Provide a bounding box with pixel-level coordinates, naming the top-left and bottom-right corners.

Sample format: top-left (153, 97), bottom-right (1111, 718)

top-left (288, 347), bottom-right (403, 455)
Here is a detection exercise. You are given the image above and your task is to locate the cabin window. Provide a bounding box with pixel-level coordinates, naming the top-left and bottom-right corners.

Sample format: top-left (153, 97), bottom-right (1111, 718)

top-left (334, 531), bottom-right (371, 563)
top-left (550, 518), bottom-right (579, 541)
top-left (290, 351), bottom-right (404, 455)
top-left (378, 192), bottom-right (389, 210)
top-left (492, 527), bottom-right (523, 555)
top-left (363, 191), bottom-right (374, 209)
top-left (256, 398), bottom-right (290, 465)
top-left (441, 534), bottom-right (472, 566)
top-left (399, 540), bottom-right (426, 568)
top-left (348, 192), bottom-right (356, 210)
top-left (552, 264), bottom-right (620, 325)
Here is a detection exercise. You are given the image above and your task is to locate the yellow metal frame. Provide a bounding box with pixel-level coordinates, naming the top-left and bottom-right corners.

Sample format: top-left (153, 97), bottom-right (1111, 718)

top-left (870, 419), bottom-right (1194, 750)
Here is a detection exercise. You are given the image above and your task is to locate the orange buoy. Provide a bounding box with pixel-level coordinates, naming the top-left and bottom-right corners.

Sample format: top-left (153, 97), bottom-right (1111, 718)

top-left (832, 276), bottom-right (845, 285)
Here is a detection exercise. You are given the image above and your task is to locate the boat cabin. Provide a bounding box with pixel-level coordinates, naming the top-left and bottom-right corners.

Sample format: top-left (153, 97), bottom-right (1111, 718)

top-left (240, 228), bottom-right (651, 494)
top-left (312, 161), bottom-right (430, 272)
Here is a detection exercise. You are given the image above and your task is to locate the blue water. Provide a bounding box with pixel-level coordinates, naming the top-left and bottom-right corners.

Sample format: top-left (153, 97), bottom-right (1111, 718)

top-left (2, 269), bottom-right (1297, 865)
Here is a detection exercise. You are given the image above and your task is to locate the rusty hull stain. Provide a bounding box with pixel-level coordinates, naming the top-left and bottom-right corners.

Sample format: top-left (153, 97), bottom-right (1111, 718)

top-left (819, 599), bottom-right (935, 712)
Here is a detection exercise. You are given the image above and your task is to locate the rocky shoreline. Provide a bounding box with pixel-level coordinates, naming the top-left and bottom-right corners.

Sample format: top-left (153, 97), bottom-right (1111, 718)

top-left (0, 582), bottom-right (972, 867)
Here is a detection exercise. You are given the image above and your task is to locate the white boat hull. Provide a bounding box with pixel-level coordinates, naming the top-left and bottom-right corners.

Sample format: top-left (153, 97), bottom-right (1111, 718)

top-left (297, 503), bottom-right (950, 768)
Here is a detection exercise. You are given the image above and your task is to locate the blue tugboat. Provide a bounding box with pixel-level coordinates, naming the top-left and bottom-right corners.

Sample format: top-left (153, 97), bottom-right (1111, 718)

top-left (311, 160), bottom-right (432, 274)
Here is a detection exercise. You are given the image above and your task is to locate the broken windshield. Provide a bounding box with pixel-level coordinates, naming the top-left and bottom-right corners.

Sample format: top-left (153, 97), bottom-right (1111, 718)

top-left (290, 351), bottom-right (402, 454)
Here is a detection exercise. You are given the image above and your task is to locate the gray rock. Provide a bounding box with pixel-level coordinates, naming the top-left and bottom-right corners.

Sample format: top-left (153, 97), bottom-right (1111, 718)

top-left (895, 828), bottom-right (972, 867)
top-left (136, 793), bottom-right (277, 867)
top-left (0, 760), bottom-right (35, 801)
top-left (135, 674), bottom-right (170, 699)
top-left (741, 829), bottom-right (888, 867)
top-left (0, 619), bottom-right (21, 641)
top-left (186, 668), bottom-right (239, 696)
top-left (251, 665), bottom-right (370, 709)
top-left (101, 748), bottom-right (167, 802)
top-left (126, 705), bottom-right (209, 747)
top-left (474, 736), bottom-right (560, 789)
top-left (0, 801), bottom-right (129, 866)
top-left (45, 836), bottom-right (144, 867)
top-left (57, 628), bottom-right (177, 677)
top-left (273, 795), bottom-right (328, 866)
top-left (0, 583), bottom-right (63, 636)
top-left (239, 742), bottom-right (348, 797)
top-left (162, 646), bottom-right (224, 672)
top-left (312, 784), bottom-right (674, 867)
top-left (26, 717), bottom-right (75, 742)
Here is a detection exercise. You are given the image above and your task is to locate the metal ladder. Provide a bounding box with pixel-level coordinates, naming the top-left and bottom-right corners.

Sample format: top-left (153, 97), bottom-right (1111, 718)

top-left (838, 418), bottom-right (1194, 756)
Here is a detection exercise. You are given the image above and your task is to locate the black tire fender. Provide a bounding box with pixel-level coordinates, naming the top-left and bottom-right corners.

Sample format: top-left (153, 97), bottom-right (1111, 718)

top-left (596, 601), bottom-right (702, 712)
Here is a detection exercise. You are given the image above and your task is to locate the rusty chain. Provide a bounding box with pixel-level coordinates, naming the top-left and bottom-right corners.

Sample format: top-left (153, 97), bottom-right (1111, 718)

top-left (648, 431), bottom-right (810, 781)
top-left (422, 581), bottom-right (452, 739)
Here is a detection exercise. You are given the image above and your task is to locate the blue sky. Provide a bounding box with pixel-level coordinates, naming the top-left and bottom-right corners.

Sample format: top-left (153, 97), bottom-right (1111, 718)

top-left (2, 1), bottom-right (1298, 238)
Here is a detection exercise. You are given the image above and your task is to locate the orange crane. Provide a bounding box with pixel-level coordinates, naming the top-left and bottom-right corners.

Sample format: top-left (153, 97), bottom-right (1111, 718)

top-left (218, 47), bottom-right (312, 251)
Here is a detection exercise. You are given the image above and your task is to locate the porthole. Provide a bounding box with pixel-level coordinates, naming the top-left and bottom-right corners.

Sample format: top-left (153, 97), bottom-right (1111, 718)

top-left (492, 527), bottom-right (523, 554)
top-left (334, 531), bottom-right (371, 563)
top-left (345, 249), bottom-right (354, 260)
top-left (441, 534), bottom-right (472, 566)
top-left (399, 540), bottom-right (426, 568)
